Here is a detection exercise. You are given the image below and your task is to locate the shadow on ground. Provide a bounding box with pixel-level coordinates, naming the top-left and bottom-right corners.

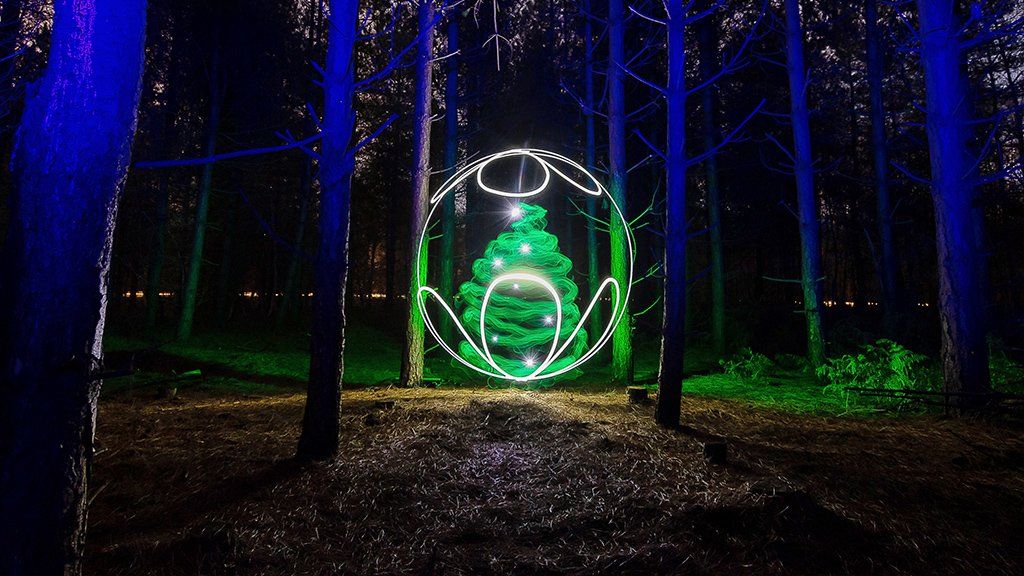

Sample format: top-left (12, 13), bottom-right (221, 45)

top-left (87, 386), bottom-right (1024, 575)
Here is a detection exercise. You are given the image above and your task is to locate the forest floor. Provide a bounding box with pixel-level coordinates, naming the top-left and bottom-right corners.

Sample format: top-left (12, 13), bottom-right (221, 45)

top-left (88, 331), bottom-right (1024, 575)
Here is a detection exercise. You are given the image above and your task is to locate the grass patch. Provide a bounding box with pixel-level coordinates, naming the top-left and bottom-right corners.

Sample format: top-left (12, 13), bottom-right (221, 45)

top-left (684, 372), bottom-right (881, 415)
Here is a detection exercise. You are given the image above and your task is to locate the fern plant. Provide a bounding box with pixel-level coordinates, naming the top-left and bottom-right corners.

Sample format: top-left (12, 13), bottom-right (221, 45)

top-left (720, 348), bottom-right (775, 385)
top-left (816, 339), bottom-right (934, 406)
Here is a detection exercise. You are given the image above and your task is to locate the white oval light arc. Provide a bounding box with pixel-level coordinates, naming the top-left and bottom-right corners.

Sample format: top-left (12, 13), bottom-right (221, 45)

top-left (417, 148), bottom-right (635, 383)
top-left (479, 273), bottom-right (562, 380)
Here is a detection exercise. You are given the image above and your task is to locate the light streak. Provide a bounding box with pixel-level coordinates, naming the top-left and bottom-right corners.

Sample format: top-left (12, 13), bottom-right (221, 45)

top-left (416, 148), bottom-right (635, 382)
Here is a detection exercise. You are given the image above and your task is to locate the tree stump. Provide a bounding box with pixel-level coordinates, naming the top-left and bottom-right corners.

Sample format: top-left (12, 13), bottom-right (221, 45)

top-left (627, 386), bottom-right (648, 404)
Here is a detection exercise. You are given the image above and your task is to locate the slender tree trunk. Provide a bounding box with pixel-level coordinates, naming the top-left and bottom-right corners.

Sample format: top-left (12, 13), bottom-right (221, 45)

top-left (440, 11), bottom-right (459, 343)
top-left (865, 0), bottom-right (899, 335)
top-left (995, 39), bottom-right (1024, 164)
top-left (145, 176), bottom-right (169, 330)
top-left (656, 3), bottom-right (687, 427)
top-left (979, 52), bottom-right (1010, 322)
top-left (277, 158), bottom-right (312, 327)
top-left (385, 191), bottom-right (397, 305)
top-left (215, 195), bottom-right (239, 328)
top-left (684, 227), bottom-right (695, 338)
top-left (608, 0), bottom-right (633, 382)
top-left (144, 25), bottom-right (182, 332)
top-left (297, 0), bottom-right (359, 460)
top-left (366, 239), bottom-right (381, 299)
top-left (0, 1), bottom-right (147, 572)
top-left (177, 55), bottom-right (223, 341)
top-left (845, 68), bottom-right (865, 309)
top-left (698, 12), bottom-right (725, 356)
top-left (915, 0), bottom-right (990, 403)
top-left (277, 0), bottom-right (319, 328)
top-left (783, 0), bottom-right (825, 367)
top-left (400, 0), bottom-right (435, 387)
top-left (582, 0), bottom-right (603, 345)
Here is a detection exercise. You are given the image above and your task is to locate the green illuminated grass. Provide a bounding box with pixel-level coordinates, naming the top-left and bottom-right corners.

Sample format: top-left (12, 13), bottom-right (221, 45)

top-left (683, 372), bottom-right (877, 415)
top-left (105, 326), bottom-right (1023, 416)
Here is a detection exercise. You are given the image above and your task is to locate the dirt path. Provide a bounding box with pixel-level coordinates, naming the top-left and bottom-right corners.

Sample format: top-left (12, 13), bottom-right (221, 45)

top-left (87, 388), bottom-right (1024, 575)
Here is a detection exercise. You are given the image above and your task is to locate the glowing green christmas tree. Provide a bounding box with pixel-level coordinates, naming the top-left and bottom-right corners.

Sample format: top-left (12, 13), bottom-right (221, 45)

top-left (457, 203), bottom-right (588, 380)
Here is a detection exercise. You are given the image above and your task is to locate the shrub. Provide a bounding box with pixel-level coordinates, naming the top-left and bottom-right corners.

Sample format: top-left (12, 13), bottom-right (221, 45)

top-left (988, 337), bottom-right (1024, 391)
top-left (816, 339), bottom-right (934, 406)
top-left (774, 353), bottom-right (811, 373)
top-left (720, 348), bottom-right (774, 385)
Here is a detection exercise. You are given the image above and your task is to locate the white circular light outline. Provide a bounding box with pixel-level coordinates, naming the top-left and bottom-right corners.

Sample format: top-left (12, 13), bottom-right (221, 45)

top-left (416, 148), bottom-right (635, 382)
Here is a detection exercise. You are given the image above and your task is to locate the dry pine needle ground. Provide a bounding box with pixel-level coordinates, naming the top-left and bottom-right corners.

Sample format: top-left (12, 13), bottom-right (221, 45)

top-left (87, 387), bottom-right (1024, 575)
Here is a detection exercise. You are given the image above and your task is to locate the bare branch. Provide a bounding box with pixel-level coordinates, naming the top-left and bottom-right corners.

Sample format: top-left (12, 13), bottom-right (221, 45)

top-left (346, 113), bottom-right (399, 161)
top-left (135, 133), bottom-right (322, 169)
top-left (237, 189), bottom-right (312, 260)
top-left (633, 129), bottom-right (667, 162)
top-left (891, 160), bottom-right (932, 186)
top-left (764, 133), bottom-right (795, 164)
top-left (616, 61), bottom-right (666, 95)
top-left (628, 5), bottom-right (666, 26)
top-left (686, 99), bottom-right (765, 167)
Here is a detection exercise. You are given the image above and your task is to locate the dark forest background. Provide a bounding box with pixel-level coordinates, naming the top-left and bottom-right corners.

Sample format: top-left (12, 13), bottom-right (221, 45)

top-left (4, 0), bottom-right (1023, 358)
top-left (2, 1), bottom-right (1024, 573)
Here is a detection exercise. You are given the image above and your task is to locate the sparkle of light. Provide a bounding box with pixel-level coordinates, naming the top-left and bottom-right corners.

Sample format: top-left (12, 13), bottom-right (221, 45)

top-left (492, 257), bottom-right (504, 269)
top-left (519, 243), bottom-right (531, 254)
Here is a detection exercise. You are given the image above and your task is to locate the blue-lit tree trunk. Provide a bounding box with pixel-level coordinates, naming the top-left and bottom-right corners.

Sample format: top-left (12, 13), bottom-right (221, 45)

top-left (915, 0), bottom-right (991, 402)
top-left (297, 0), bottom-right (359, 460)
top-left (698, 11), bottom-right (725, 357)
top-left (608, 0), bottom-right (633, 383)
top-left (783, 0), bottom-right (825, 367)
top-left (400, 0), bottom-right (435, 387)
top-left (0, 1), bottom-right (147, 573)
top-left (440, 9), bottom-right (459, 343)
top-left (656, 3), bottom-right (687, 428)
top-left (582, 0), bottom-right (603, 345)
top-left (865, 0), bottom-right (898, 336)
